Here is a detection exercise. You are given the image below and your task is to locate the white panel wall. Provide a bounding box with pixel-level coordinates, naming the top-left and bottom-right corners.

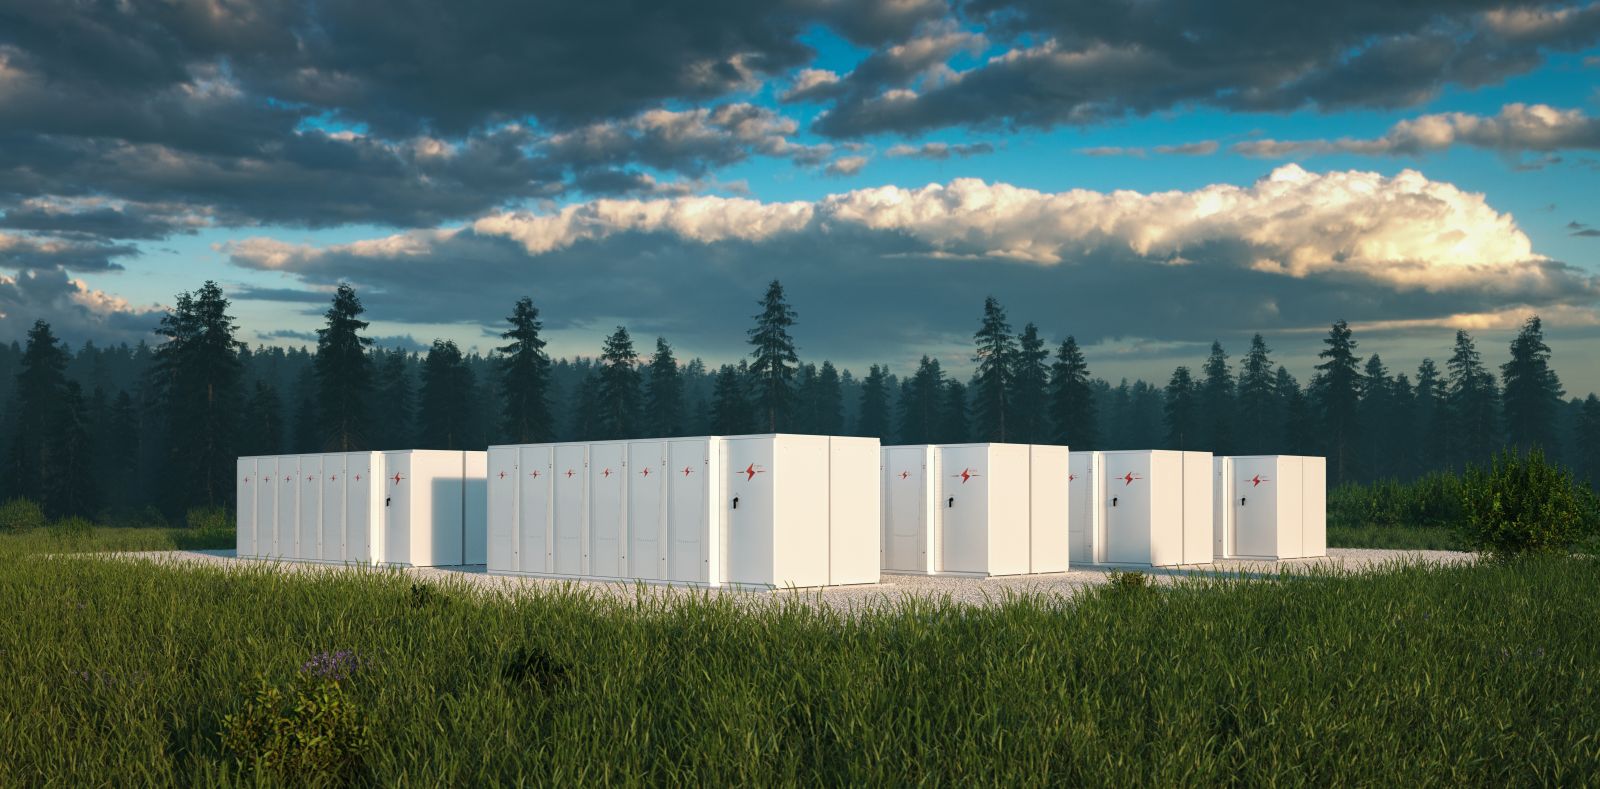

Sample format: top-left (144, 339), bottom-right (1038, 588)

top-left (297, 456), bottom-right (321, 561)
top-left (1029, 445), bottom-right (1070, 574)
top-left (1214, 455), bottom-right (1327, 560)
top-left (828, 437), bottom-right (881, 586)
top-left (237, 458), bottom-right (257, 557)
top-left (882, 445), bottom-right (936, 573)
top-left (463, 451), bottom-right (488, 565)
top-left (321, 454), bottom-right (346, 562)
top-left (275, 456), bottom-right (298, 559)
top-left (627, 441), bottom-right (667, 580)
top-left (1100, 450), bottom-right (1214, 567)
top-left (588, 442), bottom-right (627, 578)
top-left (1303, 456), bottom-right (1327, 557)
top-left (488, 447), bottom-right (517, 573)
top-left (257, 457), bottom-right (278, 558)
top-left (1068, 451), bottom-right (1102, 565)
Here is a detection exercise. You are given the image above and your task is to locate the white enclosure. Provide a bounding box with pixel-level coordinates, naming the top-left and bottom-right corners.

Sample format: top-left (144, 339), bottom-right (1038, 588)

top-left (487, 434), bottom-right (880, 589)
top-left (880, 443), bottom-right (1069, 576)
top-left (235, 450), bottom-right (486, 567)
top-left (1213, 455), bottom-right (1327, 560)
top-left (1069, 450), bottom-right (1213, 567)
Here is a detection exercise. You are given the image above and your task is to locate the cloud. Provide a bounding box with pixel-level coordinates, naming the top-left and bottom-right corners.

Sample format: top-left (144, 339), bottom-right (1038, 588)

top-left (1575, 229), bottom-right (1600, 237)
top-left (217, 166), bottom-right (1599, 364)
top-left (0, 232), bottom-right (139, 272)
top-left (1234, 103), bottom-right (1600, 158)
top-left (885, 141), bottom-right (995, 159)
top-left (824, 156), bottom-right (870, 176)
top-left (811, 2), bottom-right (1600, 137)
top-left (0, 268), bottom-right (161, 344)
top-left (1080, 142), bottom-right (1219, 157)
top-left (542, 103), bottom-right (834, 178)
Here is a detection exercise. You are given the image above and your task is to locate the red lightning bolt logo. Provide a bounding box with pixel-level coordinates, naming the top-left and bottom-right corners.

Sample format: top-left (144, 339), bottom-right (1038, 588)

top-left (391, 473), bottom-right (404, 485)
top-left (899, 470), bottom-right (910, 480)
top-left (1121, 472), bottom-right (1143, 486)
top-left (1249, 475), bottom-right (1270, 487)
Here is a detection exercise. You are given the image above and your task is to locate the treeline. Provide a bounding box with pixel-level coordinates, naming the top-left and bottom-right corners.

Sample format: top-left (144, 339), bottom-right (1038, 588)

top-left (1, 280), bottom-right (1597, 522)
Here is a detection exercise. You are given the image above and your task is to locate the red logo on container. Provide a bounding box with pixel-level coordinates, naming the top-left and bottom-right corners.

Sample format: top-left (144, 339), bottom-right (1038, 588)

top-left (1068, 472), bottom-right (1077, 482)
top-left (565, 469), bottom-right (575, 478)
top-left (530, 470), bottom-right (541, 479)
top-left (391, 473), bottom-right (404, 486)
top-left (682, 466), bottom-right (694, 477)
top-left (899, 470), bottom-right (910, 480)
top-left (354, 475), bottom-right (361, 482)
top-left (243, 476), bottom-right (251, 484)
top-left (741, 463), bottom-right (766, 481)
top-left (641, 467), bottom-right (651, 477)
top-left (329, 475), bottom-right (337, 482)
top-left (952, 468), bottom-right (981, 484)
top-left (603, 468), bottom-right (613, 478)
top-left (498, 471), bottom-right (507, 480)
top-left (1248, 475), bottom-right (1270, 487)
top-left (1121, 472), bottom-right (1143, 486)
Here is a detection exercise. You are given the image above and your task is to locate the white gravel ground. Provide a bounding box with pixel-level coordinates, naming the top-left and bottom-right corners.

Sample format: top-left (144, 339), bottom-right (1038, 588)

top-left (101, 547), bottom-right (1474, 610)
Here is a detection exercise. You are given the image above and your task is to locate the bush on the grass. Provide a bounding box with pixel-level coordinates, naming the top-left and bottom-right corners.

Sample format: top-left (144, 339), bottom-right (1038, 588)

top-left (0, 498), bottom-right (47, 533)
top-left (1458, 449), bottom-right (1600, 559)
top-left (49, 516), bottom-right (95, 539)
top-left (186, 506), bottom-right (233, 532)
top-left (221, 672), bottom-right (370, 784)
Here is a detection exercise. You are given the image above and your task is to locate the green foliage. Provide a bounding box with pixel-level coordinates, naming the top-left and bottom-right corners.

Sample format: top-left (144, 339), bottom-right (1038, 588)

top-left (498, 297), bottom-right (556, 444)
top-left (500, 646), bottom-right (570, 697)
top-left (1104, 568), bottom-right (1151, 594)
top-left (1458, 449), bottom-right (1599, 559)
top-left (186, 506), bottom-right (234, 532)
top-left (49, 516), bottom-right (95, 539)
top-left (1329, 473), bottom-right (1464, 532)
top-left (0, 498), bottom-right (47, 533)
top-left (220, 674), bottom-right (371, 785)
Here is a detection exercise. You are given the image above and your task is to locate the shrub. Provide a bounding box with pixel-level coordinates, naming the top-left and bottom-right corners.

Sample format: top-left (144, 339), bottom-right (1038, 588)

top-left (1458, 449), bottom-right (1600, 559)
top-left (100, 506), bottom-right (171, 529)
top-left (49, 516), bottom-right (95, 539)
top-left (220, 672), bottom-right (370, 785)
top-left (0, 498), bottom-right (47, 533)
top-left (186, 506), bottom-right (234, 532)
top-left (1106, 569), bottom-right (1151, 594)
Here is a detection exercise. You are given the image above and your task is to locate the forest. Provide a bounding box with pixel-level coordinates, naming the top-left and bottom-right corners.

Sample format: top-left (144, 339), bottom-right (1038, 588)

top-left (1, 279), bottom-right (1595, 521)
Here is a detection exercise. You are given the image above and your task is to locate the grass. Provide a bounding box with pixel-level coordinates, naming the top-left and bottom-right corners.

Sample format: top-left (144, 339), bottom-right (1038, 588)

top-left (1328, 524), bottom-right (1465, 550)
top-left (0, 525), bottom-right (236, 554)
top-left (1, 532), bottom-right (1597, 784)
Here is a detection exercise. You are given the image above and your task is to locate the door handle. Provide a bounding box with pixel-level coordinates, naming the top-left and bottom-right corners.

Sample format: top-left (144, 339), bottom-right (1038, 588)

top-left (385, 497), bottom-right (391, 507)
top-left (947, 497), bottom-right (954, 508)
top-left (732, 496), bottom-right (740, 510)
top-left (1111, 496), bottom-right (1118, 507)
top-left (1240, 497), bottom-right (1247, 506)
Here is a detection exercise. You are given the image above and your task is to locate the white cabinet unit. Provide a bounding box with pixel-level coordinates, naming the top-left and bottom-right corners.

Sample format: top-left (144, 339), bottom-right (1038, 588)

top-left (235, 450), bottom-right (485, 567)
top-left (1213, 455), bottom-right (1327, 560)
top-left (1076, 450), bottom-right (1213, 567)
top-left (880, 443), bottom-right (1070, 576)
top-left (1068, 452), bottom-right (1102, 565)
top-left (487, 434), bottom-right (878, 588)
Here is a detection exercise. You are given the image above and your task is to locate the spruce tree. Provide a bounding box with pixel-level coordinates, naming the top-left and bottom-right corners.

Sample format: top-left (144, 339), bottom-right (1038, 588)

top-left (644, 337), bottom-right (684, 438)
top-left (1389, 372), bottom-right (1418, 479)
top-left (747, 280), bottom-right (799, 431)
top-left (812, 362), bottom-right (845, 435)
top-left (856, 364), bottom-right (892, 439)
top-left (1500, 315), bottom-right (1564, 455)
top-left (1011, 323), bottom-right (1051, 443)
top-left (101, 390), bottom-right (142, 512)
top-left (709, 364), bottom-right (751, 435)
top-left (243, 380), bottom-right (284, 456)
top-left (897, 356), bottom-right (944, 444)
top-left (1414, 358), bottom-right (1448, 474)
top-left (793, 363), bottom-right (819, 434)
top-left (152, 282), bottom-right (244, 511)
top-left (1163, 366), bottom-right (1198, 450)
top-left (314, 284), bottom-right (373, 451)
top-left (417, 340), bottom-right (476, 450)
top-left (498, 298), bottom-right (555, 444)
top-left (1108, 379), bottom-right (1133, 449)
top-left (292, 367), bottom-right (319, 453)
top-left (1199, 340), bottom-right (1235, 455)
top-left (1235, 334), bottom-right (1277, 454)
top-left (941, 379), bottom-right (970, 444)
top-left (1359, 355), bottom-right (1395, 481)
top-left (5, 320), bottom-right (69, 504)
top-left (1277, 367), bottom-right (1313, 456)
top-left (971, 297), bottom-right (1018, 442)
top-left (1576, 395), bottom-right (1600, 489)
top-left (569, 373), bottom-right (602, 441)
top-left (1446, 329), bottom-right (1500, 469)
top-left (374, 350), bottom-right (415, 449)
top-left (1311, 320), bottom-right (1362, 485)
top-left (43, 382), bottom-right (95, 517)
top-left (595, 326), bottom-right (643, 440)
top-left (1048, 336), bottom-right (1097, 449)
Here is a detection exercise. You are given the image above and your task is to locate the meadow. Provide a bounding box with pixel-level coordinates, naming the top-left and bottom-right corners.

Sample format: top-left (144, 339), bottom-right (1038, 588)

top-left (1, 527), bottom-right (1596, 785)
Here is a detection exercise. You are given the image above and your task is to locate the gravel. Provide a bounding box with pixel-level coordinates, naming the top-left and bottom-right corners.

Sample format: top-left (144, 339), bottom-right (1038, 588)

top-left (97, 547), bottom-right (1474, 611)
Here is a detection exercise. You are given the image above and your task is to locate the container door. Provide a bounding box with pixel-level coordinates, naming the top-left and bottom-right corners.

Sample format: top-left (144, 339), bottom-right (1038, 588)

top-left (1233, 457), bottom-right (1280, 558)
top-left (723, 437), bottom-right (775, 586)
top-left (347, 454), bottom-right (373, 563)
top-left (382, 452), bottom-right (412, 565)
top-left (275, 457), bottom-right (298, 558)
top-left (1301, 456), bottom-right (1327, 558)
top-left (1103, 452), bottom-right (1153, 564)
top-left (488, 447), bottom-right (517, 573)
top-left (1029, 446), bottom-right (1069, 574)
top-left (520, 447), bottom-right (553, 573)
top-left (552, 444), bottom-right (586, 575)
top-left (1213, 458), bottom-right (1232, 559)
top-left (667, 439), bottom-right (710, 584)
top-left (939, 445), bottom-right (990, 574)
top-left (589, 443), bottom-right (627, 578)
top-left (627, 442), bottom-right (666, 580)
top-left (296, 456), bottom-right (321, 561)
top-left (321, 455), bottom-right (347, 562)
top-left (1068, 453), bottom-right (1094, 564)
top-left (237, 458), bottom-right (256, 557)
top-left (883, 447), bottom-right (927, 572)
top-left (257, 458), bottom-right (278, 557)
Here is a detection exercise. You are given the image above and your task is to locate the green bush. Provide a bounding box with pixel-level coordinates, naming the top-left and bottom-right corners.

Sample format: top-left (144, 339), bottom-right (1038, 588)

top-left (220, 672), bottom-right (371, 785)
top-left (185, 506), bottom-right (234, 532)
top-left (1105, 569), bottom-right (1151, 594)
top-left (1328, 472), bottom-right (1463, 531)
top-left (0, 499), bottom-right (47, 533)
top-left (1458, 449), bottom-right (1600, 559)
top-left (48, 516), bottom-right (95, 539)
top-left (99, 506), bottom-right (171, 529)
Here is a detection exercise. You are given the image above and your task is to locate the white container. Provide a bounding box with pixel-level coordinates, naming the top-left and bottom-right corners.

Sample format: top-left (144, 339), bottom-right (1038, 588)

top-left (1072, 449), bottom-right (1213, 567)
top-left (235, 450), bottom-right (485, 567)
top-left (1213, 455), bottom-right (1327, 560)
top-left (487, 434), bottom-right (880, 588)
top-left (1067, 451), bottom-right (1101, 565)
top-left (880, 443), bottom-right (1069, 576)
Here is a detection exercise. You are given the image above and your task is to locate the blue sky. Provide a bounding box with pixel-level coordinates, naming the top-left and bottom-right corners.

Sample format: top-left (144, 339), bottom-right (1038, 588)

top-left (2, 1), bottom-right (1598, 393)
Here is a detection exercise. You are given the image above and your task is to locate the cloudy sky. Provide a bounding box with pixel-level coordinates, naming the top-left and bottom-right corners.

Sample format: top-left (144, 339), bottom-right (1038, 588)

top-left (3, 0), bottom-right (1599, 391)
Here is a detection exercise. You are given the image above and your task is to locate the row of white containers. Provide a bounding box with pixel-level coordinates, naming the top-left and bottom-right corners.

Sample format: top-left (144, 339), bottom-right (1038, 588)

top-left (235, 450), bottom-right (487, 567)
top-left (486, 434), bottom-right (879, 588)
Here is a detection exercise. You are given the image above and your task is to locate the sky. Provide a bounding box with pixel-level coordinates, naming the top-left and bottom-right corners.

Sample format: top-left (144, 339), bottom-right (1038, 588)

top-left (2, 0), bottom-right (1599, 393)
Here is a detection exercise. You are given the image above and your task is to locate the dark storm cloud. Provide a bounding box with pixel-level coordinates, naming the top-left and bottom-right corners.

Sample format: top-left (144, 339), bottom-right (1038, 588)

top-left (0, 269), bottom-right (160, 345)
top-left (812, 0), bottom-right (1600, 137)
top-left (0, 234), bottom-right (139, 272)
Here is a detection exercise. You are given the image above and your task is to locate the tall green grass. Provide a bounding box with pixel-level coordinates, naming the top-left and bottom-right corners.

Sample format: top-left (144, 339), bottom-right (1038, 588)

top-left (1, 534), bottom-right (1595, 784)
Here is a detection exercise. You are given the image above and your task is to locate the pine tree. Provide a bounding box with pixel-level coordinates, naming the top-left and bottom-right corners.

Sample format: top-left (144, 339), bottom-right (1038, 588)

top-left (1199, 340), bottom-right (1235, 455)
top-left (498, 297), bottom-right (555, 444)
top-left (1277, 367), bottom-right (1313, 456)
top-left (941, 379), bottom-right (969, 443)
top-left (43, 382), bottom-right (95, 517)
top-left (1446, 329), bottom-right (1500, 470)
top-left (811, 362), bottom-right (844, 435)
top-left (1011, 323), bottom-right (1051, 443)
top-left (569, 373), bottom-right (602, 441)
top-left (374, 350), bottom-right (415, 449)
top-left (897, 356), bottom-right (944, 444)
top-left (595, 326), bottom-right (643, 440)
top-left (1163, 366), bottom-right (1198, 450)
top-left (1235, 334), bottom-right (1277, 454)
top-left (1389, 372), bottom-right (1418, 479)
top-left (4, 320), bottom-right (69, 504)
top-left (292, 368), bottom-right (319, 453)
top-left (644, 337), bottom-right (684, 438)
top-left (1311, 320), bottom-right (1362, 485)
top-left (243, 380), bottom-right (284, 456)
top-left (314, 284), bottom-right (373, 451)
top-left (1500, 315), bottom-right (1564, 456)
top-left (1415, 358), bottom-right (1448, 474)
top-left (747, 280), bottom-right (799, 431)
top-left (1048, 336), bottom-right (1097, 449)
top-left (152, 282), bottom-right (244, 511)
top-left (856, 364), bottom-right (892, 439)
top-left (709, 364), bottom-right (751, 434)
top-left (1576, 395), bottom-right (1600, 489)
top-left (792, 363), bottom-right (819, 434)
top-left (971, 297), bottom-right (1018, 442)
top-left (417, 340), bottom-right (476, 450)
top-left (101, 390), bottom-right (141, 511)
top-left (1359, 355), bottom-right (1395, 481)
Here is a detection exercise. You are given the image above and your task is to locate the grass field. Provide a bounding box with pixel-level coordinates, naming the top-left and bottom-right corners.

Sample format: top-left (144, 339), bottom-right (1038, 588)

top-left (1, 529), bottom-right (1596, 784)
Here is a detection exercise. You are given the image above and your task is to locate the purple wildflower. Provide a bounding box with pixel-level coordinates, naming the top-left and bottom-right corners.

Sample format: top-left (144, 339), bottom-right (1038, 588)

top-left (300, 649), bottom-right (363, 681)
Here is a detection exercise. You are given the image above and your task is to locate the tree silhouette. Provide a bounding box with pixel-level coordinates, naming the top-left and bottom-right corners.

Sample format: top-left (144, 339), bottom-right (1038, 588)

top-left (417, 340), bottom-right (475, 450)
top-left (1576, 394), bottom-right (1600, 489)
top-left (856, 364), bottom-right (892, 440)
top-left (1011, 323), bottom-right (1051, 443)
top-left (1236, 334), bottom-right (1277, 454)
top-left (747, 280), bottom-right (799, 432)
top-left (709, 364), bottom-right (752, 435)
top-left (941, 379), bottom-right (970, 444)
top-left (1311, 320), bottom-right (1362, 485)
top-left (811, 361), bottom-right (845, 435)
top-left (43, 382), bottom-right (95, 517)
top-left (4, 320), bottom-right (69, 504)
top-left (971, 297), bottom-right (1018, 442)
top-left (1446, 329), bottom-right (1500, 470)
top-left (645, 337), bottom-right (684, 438)
top-left (373, 349), bottom-right (415, 449)
top-left (1199, 340), bottom-right (1234, 455)
top-left (897, 356), bottom-right (944, 444)
top-left (1501, 315), bottom-right (1564, 456)
top-left (498, 297), bottom-right (555, 444)
top-left (314, 284), bottom-right (373, 451)
top-left (153, 282), bottom-right (244, 511)
top-left (596, 326), bottom-right (643, 440)
top-left (1163, 366), bottom-right (1198, 450)
top-left (1049, 335), bottom-right (1097, 450)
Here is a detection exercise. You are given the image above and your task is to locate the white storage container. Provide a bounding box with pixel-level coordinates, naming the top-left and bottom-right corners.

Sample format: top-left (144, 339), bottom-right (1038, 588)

top-left (235, 450), bottom-right (485, 567)
top-left (1067, 451), bottom-right (1102, 565)
top-left (1213, 455), bottom-right (1327, 560)
top-left (1071, 449), bottom-right (1213, 566)
top-left (880, 443), bottom-right (1069, 576)
top-left (487, 434), bottom-right (879, 588)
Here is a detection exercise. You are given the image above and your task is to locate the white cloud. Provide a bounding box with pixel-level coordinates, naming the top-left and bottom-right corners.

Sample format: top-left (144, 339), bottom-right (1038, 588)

top-left (1234, 103), bottom-right (1600, 158)
top-left (824, 155), bottom-right (869, 176)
